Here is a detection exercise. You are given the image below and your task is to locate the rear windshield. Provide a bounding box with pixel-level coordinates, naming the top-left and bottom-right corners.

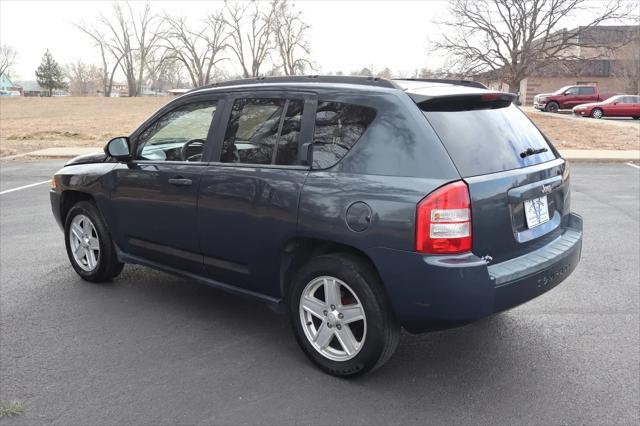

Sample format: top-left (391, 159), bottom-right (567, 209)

top-left (422, 104), bottom-right (556, 177)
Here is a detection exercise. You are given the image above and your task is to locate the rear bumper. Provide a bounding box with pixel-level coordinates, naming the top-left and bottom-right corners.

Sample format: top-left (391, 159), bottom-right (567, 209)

top-left (371, 213), bottom-right (583, 333)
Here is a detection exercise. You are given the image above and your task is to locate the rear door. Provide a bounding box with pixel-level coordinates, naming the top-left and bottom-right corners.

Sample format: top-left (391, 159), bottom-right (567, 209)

top-left (624, 96), bottom-right (640, 116)
top-left (576, 86), bottom-right (597, 106)
top-left (421, 99), bottom-right (569, 263)
top-left (197, 91), bottom-right (316, 297)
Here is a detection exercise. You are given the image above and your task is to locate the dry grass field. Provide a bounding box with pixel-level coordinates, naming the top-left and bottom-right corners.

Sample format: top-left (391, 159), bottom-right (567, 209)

top-left (1, 96), bottom-right (638, 157)
top-left (0, 97), bottom-right (169, 157)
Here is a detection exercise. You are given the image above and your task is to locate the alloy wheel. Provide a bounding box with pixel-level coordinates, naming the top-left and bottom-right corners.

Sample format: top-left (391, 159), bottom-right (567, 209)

top-left (69, 214), bottom-right (100, 272)
top-left (299, 276), bottom-right (367, 361)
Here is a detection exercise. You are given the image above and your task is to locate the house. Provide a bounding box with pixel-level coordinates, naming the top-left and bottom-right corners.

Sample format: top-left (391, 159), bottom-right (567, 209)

top-left (0, 73), bottom-right (22, 95)
top-left (110, 82), bottom-right (129, 97)
top-left (476, 25), bottom-right (640, 105)
top-left (14, 80), bottom-right (48, 97)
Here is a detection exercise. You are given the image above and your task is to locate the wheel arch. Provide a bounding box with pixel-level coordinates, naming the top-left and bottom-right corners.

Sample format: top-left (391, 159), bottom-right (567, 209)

top-left (279, 237), bottom-right (386, 302)
top-left (60, 190), bottom-right (96, 223)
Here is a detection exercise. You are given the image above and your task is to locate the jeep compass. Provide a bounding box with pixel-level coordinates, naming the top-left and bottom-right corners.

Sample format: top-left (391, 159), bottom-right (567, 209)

top-left (50, 76), bottom-right (583, 377)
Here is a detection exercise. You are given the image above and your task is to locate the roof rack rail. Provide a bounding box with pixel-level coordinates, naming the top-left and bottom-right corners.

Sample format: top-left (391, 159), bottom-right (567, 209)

top-left (191, 75), bottom-right (400, 92)
top-left (393, 78), bottom-right (487, 90)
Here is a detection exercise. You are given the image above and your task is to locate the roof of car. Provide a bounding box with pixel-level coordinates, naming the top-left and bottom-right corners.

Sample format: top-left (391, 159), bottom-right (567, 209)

top-left (188, 76), bottom-right (489, 98)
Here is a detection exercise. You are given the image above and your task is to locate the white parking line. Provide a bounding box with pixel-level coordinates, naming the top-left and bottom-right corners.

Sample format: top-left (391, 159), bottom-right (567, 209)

top-left (626, 162), bottom-right (640, 170)
top-left (0, 180), bottom-right (50, 195)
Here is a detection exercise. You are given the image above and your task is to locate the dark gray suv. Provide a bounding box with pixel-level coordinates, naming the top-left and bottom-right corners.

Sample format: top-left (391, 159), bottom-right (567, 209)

top-left (50, 76), bottom-right (583, 377)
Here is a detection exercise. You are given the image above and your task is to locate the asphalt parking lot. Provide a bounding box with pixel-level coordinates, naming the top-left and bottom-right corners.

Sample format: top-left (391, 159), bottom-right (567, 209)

top-left (1, 160), bottom-right (638, 425)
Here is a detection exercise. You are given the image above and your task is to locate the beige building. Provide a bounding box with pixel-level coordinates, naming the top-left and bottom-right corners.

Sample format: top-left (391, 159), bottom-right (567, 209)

top-left (477, 25), bottom-right (640, 105)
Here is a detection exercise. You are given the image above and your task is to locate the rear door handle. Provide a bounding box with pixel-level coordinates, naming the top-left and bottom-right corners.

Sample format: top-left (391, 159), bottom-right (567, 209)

top-left (168, 177), bottom-right (193, 186)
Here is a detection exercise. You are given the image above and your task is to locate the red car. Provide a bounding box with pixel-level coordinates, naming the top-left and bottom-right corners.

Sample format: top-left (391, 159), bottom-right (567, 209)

top-left (572, 95), bottom-right (640, 119)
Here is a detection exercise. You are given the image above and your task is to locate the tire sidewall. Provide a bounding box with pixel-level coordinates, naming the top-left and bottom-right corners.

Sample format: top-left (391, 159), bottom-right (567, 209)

top-left (288, 255), bottom-right (389, 377)
top-left (64, 201), bottom-right (112, 281)
top-left (591, 108), bottom-right (603, 119)
top-left (546, 102), bottom-right (559, 113)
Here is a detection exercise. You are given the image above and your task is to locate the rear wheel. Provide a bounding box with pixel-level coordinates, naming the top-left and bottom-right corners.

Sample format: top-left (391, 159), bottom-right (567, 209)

top-left (288, 253), bottom-right (400, 377)
top-left (545, 102), bottom-right (559, 113)
top-left (591, 108), bottom-right (604, 119)
top-left (65, 201), bottom-right (124, 282)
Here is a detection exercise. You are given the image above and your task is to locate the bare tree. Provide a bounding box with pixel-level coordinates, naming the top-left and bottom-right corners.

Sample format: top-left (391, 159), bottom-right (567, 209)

top-left (97, 2), bottom-right (164, 96)
top-left (73, 24), bottom-right (122, 97)
top-left (431, 0), bottom-right (633, 92)
top-left (615, 29), bottom-right (640, 94)
top-left (66, 60), bottom-right (103, 96)
top-left (146, 55), bottom-right (187, 92)
top-left (222, 1), bottom-right (275, 78)
top-left (376, 67), bottom-right (393, 79)
top-left (0, 44), bottom-right (18, 77)
top-left (160, 12), bottom-right (228, 88)
top-left (271, 0), bottom-right (312, 75)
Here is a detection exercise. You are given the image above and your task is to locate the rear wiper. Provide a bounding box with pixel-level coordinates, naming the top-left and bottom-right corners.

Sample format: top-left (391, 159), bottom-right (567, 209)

top-left (520, 147), bottom-right (548, 158)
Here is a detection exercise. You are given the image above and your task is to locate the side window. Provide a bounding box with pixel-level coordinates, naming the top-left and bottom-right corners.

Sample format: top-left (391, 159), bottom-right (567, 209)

top-left (312, 101), bottom-right (376, 169)
top-left (579, 87), bottom-right (595, 95)
top-left (220, 98), bottom-right (303, 166)
top-left (565, 87), bottom-right (579, 95)
top-left (137, 101), bottom-right (216, 162)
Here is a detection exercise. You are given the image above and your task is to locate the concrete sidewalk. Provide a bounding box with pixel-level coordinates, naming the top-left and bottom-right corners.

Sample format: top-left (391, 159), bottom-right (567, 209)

top-left (1, 146), bottom-right (639, 162)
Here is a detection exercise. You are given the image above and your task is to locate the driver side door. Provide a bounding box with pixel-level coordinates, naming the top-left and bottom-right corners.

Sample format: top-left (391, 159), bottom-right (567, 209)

top-left (106, 96), bottom-right (220, 274)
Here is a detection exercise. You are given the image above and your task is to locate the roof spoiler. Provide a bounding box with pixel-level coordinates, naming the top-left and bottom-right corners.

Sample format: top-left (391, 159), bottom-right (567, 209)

top-left (394, 78), bottom-right (488, 90)
top-left (417, 92), bottom-right (517, 111)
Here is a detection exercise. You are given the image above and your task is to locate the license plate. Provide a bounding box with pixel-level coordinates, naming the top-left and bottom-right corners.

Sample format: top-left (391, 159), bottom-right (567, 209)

top-left (524, 196), bottom-right (550, 228)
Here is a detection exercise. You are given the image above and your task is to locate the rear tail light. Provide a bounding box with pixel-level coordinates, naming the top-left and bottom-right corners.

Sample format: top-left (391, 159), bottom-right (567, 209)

top-left (416, 181), bottom-right (472, 254)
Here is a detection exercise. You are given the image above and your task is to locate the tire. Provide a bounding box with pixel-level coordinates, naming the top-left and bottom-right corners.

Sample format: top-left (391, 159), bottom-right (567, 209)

top-left (545, 102), bottom-right (559, 113)
top-left (633, 116), bottom-right (639, 120)
top-left (64, 200), bottom-right (124, 283)
top-left (591, 108), bottom-right (603, 119)
top-left (288, 253), bottom-right (400, 377)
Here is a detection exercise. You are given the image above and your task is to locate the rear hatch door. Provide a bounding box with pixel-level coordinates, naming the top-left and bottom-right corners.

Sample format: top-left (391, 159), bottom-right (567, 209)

top-left (418, 93), bottom-right (570, 263)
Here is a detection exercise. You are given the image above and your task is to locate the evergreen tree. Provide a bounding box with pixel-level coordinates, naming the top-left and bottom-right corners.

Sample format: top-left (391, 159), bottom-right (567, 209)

top-left (35, 50), bottom-right (67, 96)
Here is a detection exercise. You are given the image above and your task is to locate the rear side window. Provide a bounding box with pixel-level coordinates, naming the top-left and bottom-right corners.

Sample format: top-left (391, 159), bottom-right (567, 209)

top-left (312, 101), bottom-right (376, 169)
top-left (220, 98), bottom-right (303, 165)
top-left (423, 104), bottom-right (556, 177)
top-left (579, 87), bottom-right (595, 95)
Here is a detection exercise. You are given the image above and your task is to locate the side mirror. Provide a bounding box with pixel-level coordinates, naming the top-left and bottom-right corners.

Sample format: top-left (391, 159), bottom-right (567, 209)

top-left (300, 142), bottom-right (314, 167)
top-left (105, 136), bottom-right (131, 161)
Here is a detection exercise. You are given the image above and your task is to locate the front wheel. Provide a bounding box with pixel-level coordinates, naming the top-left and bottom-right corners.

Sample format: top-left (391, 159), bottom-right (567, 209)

top-left (633, 116), bottom-right (639, 120)
top-left (65, 201), bottom-right (124, 282)
top-left (591, 108), bottom-right (604, 119)
top-left (288, 254), bottom-right (400, 377)
top-left (545, 102), bottom-right (559, 113)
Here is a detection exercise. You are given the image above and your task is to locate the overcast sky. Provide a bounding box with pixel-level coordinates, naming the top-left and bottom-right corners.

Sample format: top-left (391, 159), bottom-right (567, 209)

top-left (0, 0), bottom-right (634, 82)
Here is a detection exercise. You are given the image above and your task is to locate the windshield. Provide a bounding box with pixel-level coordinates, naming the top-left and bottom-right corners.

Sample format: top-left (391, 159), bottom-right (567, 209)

top-left (422, 104), bottom-right (556, 177)
top-left (553, 86), bottom-right (572, 95)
